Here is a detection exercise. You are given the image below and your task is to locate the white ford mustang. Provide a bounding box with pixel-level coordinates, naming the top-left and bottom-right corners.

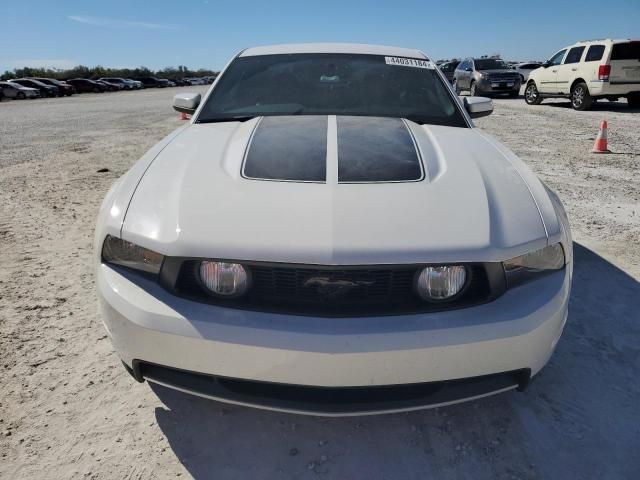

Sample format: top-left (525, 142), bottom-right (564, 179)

top-left (95, 43), bottom-right (572, 416)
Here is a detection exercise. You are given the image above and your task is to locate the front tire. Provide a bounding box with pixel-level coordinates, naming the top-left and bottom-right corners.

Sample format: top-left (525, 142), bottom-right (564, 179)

top-left (17, 91), bottom-right (25, 100)
top-left (524, 82), bottom-right (542, 105)
top-left (453, 79), bottom-right (461, 94)
top-left (570, 82), bottom-right (592, 110)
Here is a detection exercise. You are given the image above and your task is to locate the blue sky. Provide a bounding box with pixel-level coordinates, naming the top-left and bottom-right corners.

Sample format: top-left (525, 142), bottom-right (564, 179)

top-left (2, 0), bottom-right (638, 72)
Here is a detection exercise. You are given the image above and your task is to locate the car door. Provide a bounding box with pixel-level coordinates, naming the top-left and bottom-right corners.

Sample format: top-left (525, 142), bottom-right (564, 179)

top-left (556, 46), bottom-right (585, 94)
top-left (537, 49), bottom-right (567, 93)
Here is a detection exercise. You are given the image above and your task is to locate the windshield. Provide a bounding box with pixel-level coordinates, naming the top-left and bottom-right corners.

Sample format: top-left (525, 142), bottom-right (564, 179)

top-left (474, 59), bottom-right (508, 70)
top-left (197, 53), bottom-right (467, 127)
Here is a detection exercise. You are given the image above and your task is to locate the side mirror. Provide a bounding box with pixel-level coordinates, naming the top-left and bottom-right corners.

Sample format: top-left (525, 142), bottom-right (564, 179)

top-left (542, 61), bottom-right (551, 68)
top-left (173, 92), bottom-right (201, 114)
top-left (464, 96), bottom-right (493, 119)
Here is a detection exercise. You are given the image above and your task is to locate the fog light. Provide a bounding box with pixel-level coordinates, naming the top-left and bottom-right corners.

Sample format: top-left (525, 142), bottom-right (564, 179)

top-left (199, 261), bottom-right (249, 297)
top-left (416, 266), bottom-right (467, 301)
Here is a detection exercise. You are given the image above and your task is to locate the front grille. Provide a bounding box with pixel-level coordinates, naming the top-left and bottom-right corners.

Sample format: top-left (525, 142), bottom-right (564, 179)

top-left (169, 261), bottom-right (497, 317)
top-left (487, 73), bottom-right (519, 81)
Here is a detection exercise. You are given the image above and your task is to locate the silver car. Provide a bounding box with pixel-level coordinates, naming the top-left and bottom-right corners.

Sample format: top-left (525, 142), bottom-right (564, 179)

top-left (0, 81), bottom-right (40, 99)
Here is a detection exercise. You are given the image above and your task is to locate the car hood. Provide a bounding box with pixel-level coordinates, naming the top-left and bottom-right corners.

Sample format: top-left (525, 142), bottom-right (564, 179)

top-left (477, 69), bottom-right (517, 75)
top-left (121, 116), bottom-right (550, 264)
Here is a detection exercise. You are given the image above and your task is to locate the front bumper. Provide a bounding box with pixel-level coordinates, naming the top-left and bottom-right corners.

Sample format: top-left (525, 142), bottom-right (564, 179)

top-left (97, 264), bottom-right (570, 415)
top-left (478, 79), bottom-right (520, 93)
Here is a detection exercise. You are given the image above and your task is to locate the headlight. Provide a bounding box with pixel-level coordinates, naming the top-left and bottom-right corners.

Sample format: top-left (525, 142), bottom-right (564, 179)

top-left (416, 266), bottom-right (467, 302)
top-left (503, 243), bottom-right (565, 288)
top-left (101, 235), bottom-right (164, 275)
top-left (199, 261), bottom-right (250, 298)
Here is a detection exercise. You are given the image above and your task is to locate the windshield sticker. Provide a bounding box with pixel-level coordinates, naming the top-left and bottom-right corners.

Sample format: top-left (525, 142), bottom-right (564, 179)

top-left (384, 57), bottom-right (434, 69)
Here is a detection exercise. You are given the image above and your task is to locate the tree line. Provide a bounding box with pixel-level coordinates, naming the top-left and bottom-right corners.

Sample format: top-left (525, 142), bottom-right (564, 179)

top-left (0, 65), bottom-right (219, 81)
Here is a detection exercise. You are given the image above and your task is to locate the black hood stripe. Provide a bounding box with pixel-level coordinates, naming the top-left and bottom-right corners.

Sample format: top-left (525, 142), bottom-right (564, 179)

top-left (336, 116), bottom-right (423, 183)
top-left (243, 115), bottom-right (327, 182)
top-left (242, 115), bottom-right (424, 184)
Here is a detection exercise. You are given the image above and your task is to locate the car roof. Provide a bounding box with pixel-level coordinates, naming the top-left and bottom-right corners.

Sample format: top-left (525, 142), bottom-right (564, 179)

top-left (571, 38), bottom-right (634, 46)
top-left (240, 43), bottom-right (428, 59)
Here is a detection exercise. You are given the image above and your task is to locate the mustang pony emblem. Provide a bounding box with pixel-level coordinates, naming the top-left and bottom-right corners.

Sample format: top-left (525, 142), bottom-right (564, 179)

top-left (303, 276), bottom-right (375, 297)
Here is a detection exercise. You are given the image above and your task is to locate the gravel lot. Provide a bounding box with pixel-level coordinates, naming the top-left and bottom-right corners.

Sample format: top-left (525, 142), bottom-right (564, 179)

top-left (1, 88), bottom-right (639, 479)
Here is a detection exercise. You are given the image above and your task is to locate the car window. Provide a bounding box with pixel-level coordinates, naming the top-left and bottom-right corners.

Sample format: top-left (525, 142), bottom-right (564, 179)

top-left (564, 47), bottom-right (585, 64)
top-left (585, 45), bottom-right (605, 62)
top-left (611, 42), bottom-right (640, 60)
top-left (198, 53), bottom-right (468, 128)
top-left (474, 58), bottom-right (508, 70)
top-left (548, 50), bottom-right (566, 66)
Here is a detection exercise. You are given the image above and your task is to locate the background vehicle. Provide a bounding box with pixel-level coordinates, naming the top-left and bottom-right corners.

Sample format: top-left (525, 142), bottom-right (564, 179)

top-left (66, 78), bottom-right (105, 93)
top-left (438, 60), bottom-right (460, 84)
top-left (99, 77), bottom-right (134, 90)
top-left (0, 81), bottom-right (40, 99)
top-left (30, 78), bottom-right (75, 96)
top-left (95, 80), bottom-right (123, 91)
top-left (512, 62), bottom-right (542, 82)
top-left (454, 58), bottom-right (521, 97)
top-left (134, 77), bottom-right (164, 88)
top-left (525, 39), bottom-right (640, 110)
top-left (125, 79), bottom-right (143, 89)
top-left (185, 77), bottom-right (207, 85)
top-left (8, 78), bottom-right (58, 97)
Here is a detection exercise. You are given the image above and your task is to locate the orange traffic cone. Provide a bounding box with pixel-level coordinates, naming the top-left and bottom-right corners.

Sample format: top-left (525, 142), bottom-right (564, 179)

top-left (179, 112), bottom-right (189, 121)
top-left (592, 120), bottom-right (610, 153)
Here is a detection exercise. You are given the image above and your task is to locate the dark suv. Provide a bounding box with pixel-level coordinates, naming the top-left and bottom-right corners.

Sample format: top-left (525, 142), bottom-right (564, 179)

top-left (30, 78), bottom-right (75, 96)
top-left (134, 77), bottom-right (164, 88)
top-left (454, 58), bottom-right (520, 97)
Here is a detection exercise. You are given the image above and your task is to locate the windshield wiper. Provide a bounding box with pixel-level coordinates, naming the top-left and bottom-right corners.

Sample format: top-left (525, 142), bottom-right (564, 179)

top-left (197, 115), bottom-right (256, 124)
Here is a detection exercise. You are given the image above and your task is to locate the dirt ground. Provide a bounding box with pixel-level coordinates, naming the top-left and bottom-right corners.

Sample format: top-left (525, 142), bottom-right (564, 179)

top-left (1, 87), bottom-right (639, 479)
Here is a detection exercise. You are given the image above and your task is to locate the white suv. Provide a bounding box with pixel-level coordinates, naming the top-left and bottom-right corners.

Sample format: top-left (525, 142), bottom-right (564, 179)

top-left (525, 39), bottom-right (640, 110)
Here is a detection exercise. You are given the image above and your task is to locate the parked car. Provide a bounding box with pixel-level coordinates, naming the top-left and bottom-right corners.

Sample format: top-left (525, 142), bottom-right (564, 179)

top-left (66, 78), bottom-right (105, 93)
top-left (99, 78), bottom-right (135, 90)
top-left (454, 58), bottom-right (521, 97)
top-left (172, 78), bottom-right (190, 87)
top-left (95, 80), bottom-right (123, 91)
top-left (511, 63), bottom-right (542, 83)
top-left (0, 81), bottom-right (40, 99)
top-left (155, 79), bottom-right (173, 87)
top-left (9, 78), bottom-right (58, 97)
top-left (96, 43), bottom-right (572, 416)
top-left (438, 60), bottom-right (460, 84)
top-left (525, 39), bottom-right (640, 110)
top-left (30, 78), bottom-right (75, 96)
top-left (124, 79), bottom-right (143, 89)
top-left (185, 77), bottom-right (207, 86)
top-left (134, 77), bottom-right (164, 88)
